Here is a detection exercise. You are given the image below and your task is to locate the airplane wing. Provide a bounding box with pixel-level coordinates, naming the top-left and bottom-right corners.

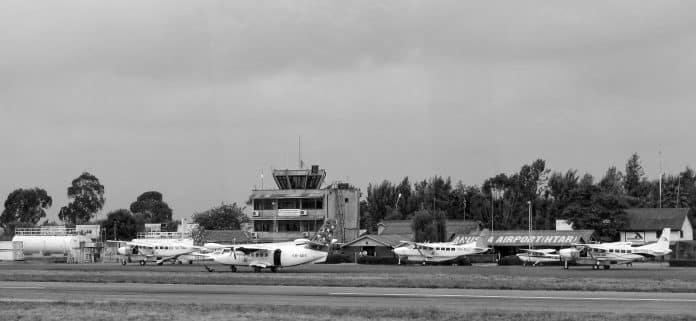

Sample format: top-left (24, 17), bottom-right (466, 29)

top-left (520, 249), bottom-right (557, 254)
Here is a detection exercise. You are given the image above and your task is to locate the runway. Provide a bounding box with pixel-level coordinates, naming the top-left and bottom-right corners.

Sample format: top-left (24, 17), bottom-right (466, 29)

top-left (0, 281), bottom-right (694, 315)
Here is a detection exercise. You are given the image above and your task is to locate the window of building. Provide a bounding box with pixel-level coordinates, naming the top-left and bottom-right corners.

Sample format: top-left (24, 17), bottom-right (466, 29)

top-left (254, 221), bottom-right (273, 232)
top-left (681, 230), bottom-right (684, 238)
top-left (253, 199), bottom-right (274, 210)
top-left (301, 198), bottom-right (323, 209)
top-left (278, 199), bottom-right (299, 209)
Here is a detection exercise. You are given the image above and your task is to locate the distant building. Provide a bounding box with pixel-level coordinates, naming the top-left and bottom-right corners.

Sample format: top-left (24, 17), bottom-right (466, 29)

top-left (342, 219), bottom-right (480, 258)
top-left (453, 229), bottom-right (597, 257)
top-left (249, 165), bottom-right (360, 243)
top-left (619, 208), bottom-right (694, 244)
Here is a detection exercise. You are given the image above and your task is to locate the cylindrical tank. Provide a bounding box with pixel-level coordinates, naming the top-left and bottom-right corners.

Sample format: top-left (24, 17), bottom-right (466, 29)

top-left (12, 235), bottom-right (90, 255)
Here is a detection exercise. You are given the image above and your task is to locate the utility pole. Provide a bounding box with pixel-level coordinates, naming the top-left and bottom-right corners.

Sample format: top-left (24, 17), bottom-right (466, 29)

top-left (527, 201), bottom-right (532, 250)
top-left (113, 219), bottom-right (117, 241)
top-left (659, 148), bottom-right (663, 208)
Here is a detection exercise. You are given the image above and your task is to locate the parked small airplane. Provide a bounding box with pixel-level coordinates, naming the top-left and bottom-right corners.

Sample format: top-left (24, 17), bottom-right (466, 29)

top-left (202, 238), bottom-right (332, 273)
top-left (516, 249), bottom-right (560, 266)
top-left (559, 228), bottom-right (672, 270)
top-left (115, 239), bottom-right (205, 266)
top-left (392, 229), bottom-right (491, 265)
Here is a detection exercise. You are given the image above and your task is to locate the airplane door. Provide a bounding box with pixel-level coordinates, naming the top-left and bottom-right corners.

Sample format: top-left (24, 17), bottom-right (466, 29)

top-left (274, 249), bottom-right (281, 266)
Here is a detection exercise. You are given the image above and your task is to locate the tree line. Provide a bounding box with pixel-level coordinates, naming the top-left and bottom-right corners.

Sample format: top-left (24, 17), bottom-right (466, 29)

top-left (1, 171), bottom-right (247, 241)
top-left (361, 153), bottom-right (696, 240)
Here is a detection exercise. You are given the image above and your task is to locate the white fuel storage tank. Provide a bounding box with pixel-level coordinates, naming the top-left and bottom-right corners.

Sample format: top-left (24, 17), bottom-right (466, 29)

top-left (12, 235), bottom-right (91, 255)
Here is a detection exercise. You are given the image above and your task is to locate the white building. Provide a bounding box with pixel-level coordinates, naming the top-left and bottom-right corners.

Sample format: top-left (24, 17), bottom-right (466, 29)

top-left (619, 208), bottom-right (694, 244)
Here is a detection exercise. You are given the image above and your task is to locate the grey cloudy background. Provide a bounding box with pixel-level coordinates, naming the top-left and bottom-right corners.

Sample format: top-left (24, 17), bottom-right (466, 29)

top-left (2, 1), bottom-right (696, 222)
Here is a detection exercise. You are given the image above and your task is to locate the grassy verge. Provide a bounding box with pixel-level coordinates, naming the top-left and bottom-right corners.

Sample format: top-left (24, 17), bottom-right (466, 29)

top-left (1, 269), bottom-right (694, 293)
top-left (2, 302), bottom-right (693, 321)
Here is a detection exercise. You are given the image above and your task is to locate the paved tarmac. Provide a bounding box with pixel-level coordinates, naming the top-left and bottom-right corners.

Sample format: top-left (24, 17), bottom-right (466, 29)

top-left (0, 281), bottom-right (694, 315)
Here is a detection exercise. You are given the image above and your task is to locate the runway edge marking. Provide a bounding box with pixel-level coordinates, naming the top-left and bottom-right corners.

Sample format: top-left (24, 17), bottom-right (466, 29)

top-left (329, 293), bottom-right (696, 302)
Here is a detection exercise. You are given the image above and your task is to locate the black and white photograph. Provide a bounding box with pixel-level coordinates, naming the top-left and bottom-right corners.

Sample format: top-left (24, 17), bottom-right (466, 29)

top-left (1, 1), bottom-right (695, 320)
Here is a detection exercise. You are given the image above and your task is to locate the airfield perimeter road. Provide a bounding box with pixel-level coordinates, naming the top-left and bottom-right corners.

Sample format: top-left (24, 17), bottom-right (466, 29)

top-left (0, 281), bottom-right (694, 315)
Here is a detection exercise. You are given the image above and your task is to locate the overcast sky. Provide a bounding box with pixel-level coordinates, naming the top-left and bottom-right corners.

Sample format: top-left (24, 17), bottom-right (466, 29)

top-left (2, 1), bottom-right (696, 222)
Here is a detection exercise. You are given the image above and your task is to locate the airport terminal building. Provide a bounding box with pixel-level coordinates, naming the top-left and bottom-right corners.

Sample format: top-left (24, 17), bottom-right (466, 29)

top-left (248, 166), bottom-right (360, 243)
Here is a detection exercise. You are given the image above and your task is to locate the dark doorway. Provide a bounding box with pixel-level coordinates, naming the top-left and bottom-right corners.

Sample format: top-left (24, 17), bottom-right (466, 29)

top-left (274, 249), bottom-right (281, 266)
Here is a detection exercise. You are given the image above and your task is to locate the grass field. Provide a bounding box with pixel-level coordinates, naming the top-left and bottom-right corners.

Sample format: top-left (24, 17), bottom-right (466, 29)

top-left (2, 301), bottom-right (693, 321)
top-left (1, 262), bottom-right (694, 292)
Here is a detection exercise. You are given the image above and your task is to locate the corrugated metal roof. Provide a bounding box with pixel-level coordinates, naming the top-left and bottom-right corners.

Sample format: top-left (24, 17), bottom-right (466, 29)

top-left (203, 230), bottom-right (252, 243)
top-left (341, 234), bottom-right (405, 248)
top-left (623, 208), bottom-right (692, 231)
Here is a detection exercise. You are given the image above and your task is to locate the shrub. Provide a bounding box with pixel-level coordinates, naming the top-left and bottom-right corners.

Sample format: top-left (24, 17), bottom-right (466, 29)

top-left (357, 255), bottom-right (399, 265)
top-left (323, 254), bottom-right (353, 264)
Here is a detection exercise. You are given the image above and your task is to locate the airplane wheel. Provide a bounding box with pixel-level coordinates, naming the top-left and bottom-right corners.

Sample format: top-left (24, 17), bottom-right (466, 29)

top-left (121, 259), bottom-right (127, 266)
top-left (230, 266), bottom-right (237, 272)
top-left (140, 260), bottom-right (146, 266)
top-left (253, 267), bottom-right (262, 273)
top-left (189, 260), bottom-right (193, 264)
top-left (270, 267), bottom-right (277, 273)
top-left (178, 260), bottom-right (182, 265)
top-left (603, 265), bottom-right (610, 270)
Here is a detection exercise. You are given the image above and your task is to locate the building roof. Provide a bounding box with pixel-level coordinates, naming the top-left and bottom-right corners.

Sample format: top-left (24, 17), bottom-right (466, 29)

top-left (377, 220), bottom-right (412, 236)
top-left (623, 208), bottom-right (692, 231)
top-left (249, 190), bottom-right (326, 199)
top-left (203, 230), bottom-right (252, 243)
top-left (377, 219), bottom-right (479, 242)
top-left (341, 234), bottom-right (405, 248)
top-left (452, 229), bottom-right (596, 247)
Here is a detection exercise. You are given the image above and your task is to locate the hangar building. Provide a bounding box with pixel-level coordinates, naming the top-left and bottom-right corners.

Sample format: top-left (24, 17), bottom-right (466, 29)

top-left (619, 208), bottom-right (694, 244)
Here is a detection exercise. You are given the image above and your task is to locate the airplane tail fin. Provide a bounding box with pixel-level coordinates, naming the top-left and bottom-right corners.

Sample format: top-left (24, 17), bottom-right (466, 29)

top-left (655, 228), bottom-right (671, 250)
top-left (476, 229), bottom-right (491, 248)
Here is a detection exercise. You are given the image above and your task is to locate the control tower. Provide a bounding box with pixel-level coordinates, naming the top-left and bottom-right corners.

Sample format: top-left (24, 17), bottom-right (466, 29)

top-left (249, 165), bottom-right (360, 243)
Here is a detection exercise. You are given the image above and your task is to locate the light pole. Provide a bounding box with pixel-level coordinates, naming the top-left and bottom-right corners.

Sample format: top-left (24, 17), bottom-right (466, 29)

top-left (113, 219), bottom-right (118, 241)
top-left (527, 201), bottom-right (532, 250)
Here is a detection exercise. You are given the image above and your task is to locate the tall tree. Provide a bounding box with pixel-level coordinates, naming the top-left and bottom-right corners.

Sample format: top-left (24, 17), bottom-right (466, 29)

top-left (98, 209), bottom-right (144, 241)
top-left (130, 191), bottom-right (173, 223)
top-left (599, 166), bottom-right (624, 195)
top-left (1, 188), bottom-right (53, 228)
top-left (561, 181), bottom-right (628, 241)
top-left (59, 172), bottom-right (105, 225)
top-left (192, 203), bottom-right (248, 230)
top-left (366, 180), bottom-right (399, 223)
top-left (411, 209), bottom-right (447, 242)
top-left (624, 153), bottom-right (645, 198)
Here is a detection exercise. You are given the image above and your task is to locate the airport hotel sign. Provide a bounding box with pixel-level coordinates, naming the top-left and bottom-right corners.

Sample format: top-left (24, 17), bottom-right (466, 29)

top-left (452, 233), bottom-right (585, 246)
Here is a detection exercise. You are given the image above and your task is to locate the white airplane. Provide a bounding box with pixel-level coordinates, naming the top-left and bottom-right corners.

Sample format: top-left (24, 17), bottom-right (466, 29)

top-left (559, 228), bottom-right (672, 270)
top-left (115, 239), bottom-right (206, 266)
top-left (516, 249), bottom-right (560, 266)
top-left (202, 238), bottom-right (331, 273)
top-left (392, 230), bottom-right (491, 265)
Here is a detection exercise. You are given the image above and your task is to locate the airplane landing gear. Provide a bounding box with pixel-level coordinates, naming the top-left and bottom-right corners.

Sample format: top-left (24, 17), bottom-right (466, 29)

top-left (139, 260), bottom-right (146, 266)
top-left (253, 266), bottom-right (262, 273)
top-left (203, 265), bottom-right (215, 272)
top-left (270, 267), bottom-right (278, 273)
top-left (230, 266), bottom-right (237, 272)
top-left (121, 259), bottom-right (127, 266)
top-left (603, 265), bottom-right (610, 270)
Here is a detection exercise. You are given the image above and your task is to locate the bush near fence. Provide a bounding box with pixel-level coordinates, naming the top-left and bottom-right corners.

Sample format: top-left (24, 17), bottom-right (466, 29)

top-left (357, 255), bottom-right (399, 265)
